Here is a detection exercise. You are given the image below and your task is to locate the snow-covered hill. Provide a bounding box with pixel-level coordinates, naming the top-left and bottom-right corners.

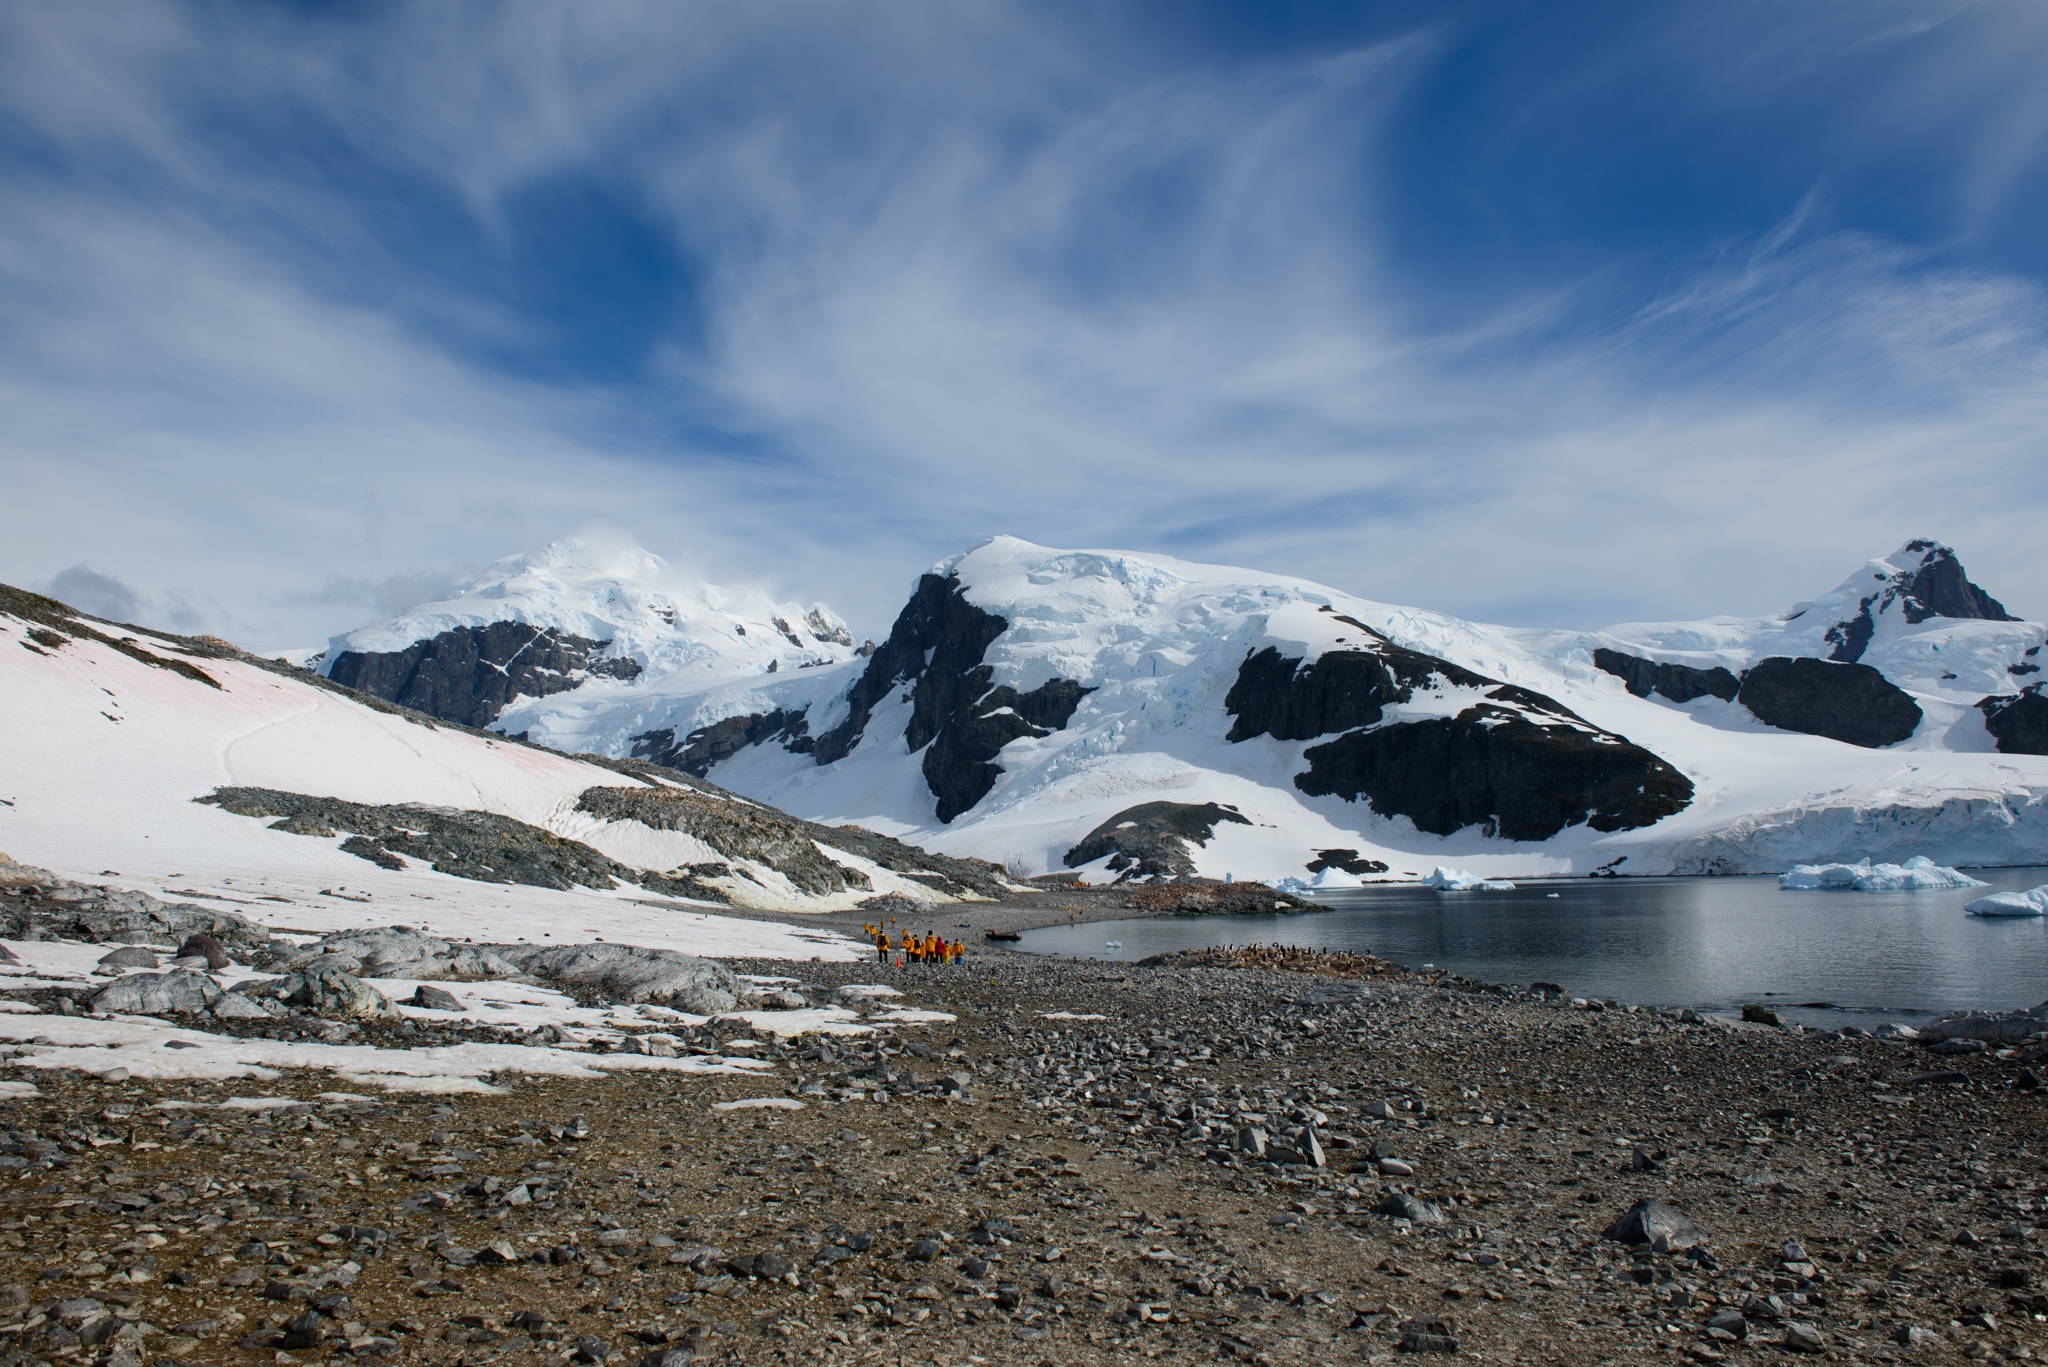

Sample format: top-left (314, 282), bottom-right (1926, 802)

top-left (0, 583), bottom-right (1004, 955)
top-left (333, 535), bottom-right (2048, 884)
top-left (313, 536), bottom-right (863, 731)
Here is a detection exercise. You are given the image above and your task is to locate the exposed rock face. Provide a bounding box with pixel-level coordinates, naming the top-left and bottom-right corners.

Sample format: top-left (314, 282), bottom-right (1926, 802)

top-left (1228, 643), bottom-right (1692, 840)
top-left (576, 785), bottom-right (868, 898)
top-left (632, 708), bottom-right (811, 777)
top-left (325, 622), bottom-right (643, 729)
top-left (250, 968), bottom-right (401, 1020)
top-left (1980, 690), bottom-right (2048, 755)
top-left (1736, 657), bottom-right (1922, 747)
top-left (1592, 648), bottom-right (1740, 704)
top-left (0, 870), bottom-right (271, 954)
top-left (199, 787), bottom-right (641, 893)
top-left (1306, 849), bottom-right (1390, 875)
top-left (1822, 539), bottom-right (2017, 663)
top-left (1296, 706), bottom-right (1695, 840)
top-left (1063, 802), bottom-right (1252, 880)
top-left (1226, 638), bottom-right (1472, 742)
top-left (88, 969), bottom-right (223, 1016)
top-left (813, 574), bottom-right (1091, 822)
top-left (493, 943), bottom-right (740, 1013)
top-left (260, 928), bottom-right (522, 981)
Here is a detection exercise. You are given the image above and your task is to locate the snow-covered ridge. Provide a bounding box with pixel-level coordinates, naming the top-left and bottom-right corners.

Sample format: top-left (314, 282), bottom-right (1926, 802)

top-left (319, 536), bottom-right (860, 701)
top-left (0, 581), bottom-right (996, 934)
top-left (325, 535), bottom-right (2048, 883)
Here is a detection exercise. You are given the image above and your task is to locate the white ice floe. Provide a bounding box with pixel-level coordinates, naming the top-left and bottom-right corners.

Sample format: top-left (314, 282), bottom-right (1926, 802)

top-left (1422, 867), bottom-right (1517, 892)
top-left (1778, 856), bottom-right (1988, 891)
top-left (712, 1097), bottom-right (806, 1111)
top-left (1965, 885), bottom-right (2048, 917)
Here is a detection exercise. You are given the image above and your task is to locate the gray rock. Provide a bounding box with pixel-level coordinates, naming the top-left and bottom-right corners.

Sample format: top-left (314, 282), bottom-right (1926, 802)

top-left (1374, 1191), bottom-right (1446, 1224)
top-left (95, 946), bottom-right (159, 969)
top-left (409, 984), bottom-right (466, 1012)
top-left (211, 993), bottom-right (277, 1021)
top-left (1893, 1325), bottom-right (1942, 1348)
top-left (494, 943), bottom-right (740, 1012)
top-left (1604, 1199), bottom-right (1704, 1251)
top-left (244, 968), bottom-right (400, 1020)
top-left (1918, 1003), bottom-right (2048, 1045)
top-left (1782, 1322), bottom-right (1825, 1354)
top-left (1707, 1310), bottom-right (1747, 1340)
top-left (294, 927), bottom-right (522, 981)
top-left (1741, 1004), bottom-right (1786, 1027)
top-left (89, 969), bottom-right (223, 1016)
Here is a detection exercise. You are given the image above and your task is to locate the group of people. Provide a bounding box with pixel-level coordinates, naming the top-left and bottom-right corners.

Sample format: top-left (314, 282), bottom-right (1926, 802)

top-left (861, 921), bottom-right (965, 966)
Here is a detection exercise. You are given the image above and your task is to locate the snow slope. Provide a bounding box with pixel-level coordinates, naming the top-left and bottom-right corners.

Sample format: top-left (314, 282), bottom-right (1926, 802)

top-left (457, 537), bottom-right (2048, 883)
top-left (0, 591), bottom-right (939, 949)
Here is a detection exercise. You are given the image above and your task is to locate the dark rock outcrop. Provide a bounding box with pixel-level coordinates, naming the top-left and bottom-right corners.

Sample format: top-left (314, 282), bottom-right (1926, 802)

top-left (632, 709), bottom-right (811, 777)
top-left (1306, 848), bottom-right (1389, 875)
top-left (1980, 689), bottom-right (2048, 756)
top-left (1228, 641), bottom-right (1691, 840)
top-left (1296, 705), bottom-right (1695, 840)
top-left (576, 784), bottom-right (869, 898)
top-left (325, 622), bottom-right (642, 729)
top-left (1592, 648), bottom-right (1739, 704)
top-left (1822, 540), bottom-right (2017, 663)
top-left (199, 787), bottom-right (648, 894)
top-left (1736, 657), bottom-right (1922, 747)
top-left (1226, 640), bottom-right (1484, 742)
top-left (0, 867), bottom-right (272, 954)
top-left (1062, 802), bottom-right (1252, 880)
top-left (814, 574), bottom-right (1091, 822)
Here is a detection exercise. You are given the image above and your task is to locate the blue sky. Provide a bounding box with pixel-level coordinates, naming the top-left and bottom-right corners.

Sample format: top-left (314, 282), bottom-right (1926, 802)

top-left (3, 1), bottom-right (2045, 645)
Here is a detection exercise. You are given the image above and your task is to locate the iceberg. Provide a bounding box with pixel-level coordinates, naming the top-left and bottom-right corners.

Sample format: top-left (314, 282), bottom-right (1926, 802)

top-left (1965, 885), bottom-right (2048, 918)
top-left (1422, 867), bottom-right (1517, 892)
top-left (1778, 856), bottom-right (1987, 892)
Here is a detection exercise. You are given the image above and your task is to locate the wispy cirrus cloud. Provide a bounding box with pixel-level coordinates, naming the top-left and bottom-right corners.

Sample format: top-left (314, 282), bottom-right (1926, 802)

top-left (0, 1), bottom-right (2045, 646)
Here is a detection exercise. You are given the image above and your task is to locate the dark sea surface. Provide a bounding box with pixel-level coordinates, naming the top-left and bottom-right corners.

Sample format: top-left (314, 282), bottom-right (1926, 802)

top-left (1013, 868), bottom-right (2048, 1029)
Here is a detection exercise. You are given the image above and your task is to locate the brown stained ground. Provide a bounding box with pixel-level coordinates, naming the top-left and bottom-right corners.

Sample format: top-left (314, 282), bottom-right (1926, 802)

top-left (0, 954), bottom-right (2043, 1367)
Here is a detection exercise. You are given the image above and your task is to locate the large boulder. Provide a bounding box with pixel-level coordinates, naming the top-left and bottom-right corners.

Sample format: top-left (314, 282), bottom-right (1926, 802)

top-left (240, 968), bottom-right (400, 1020)
top-left (1603, 1199), bottom-right (1704, 1251)
top-left (264, 927), bottom-right (520, 981)
top-left (1918, 1002), bottom-right (2048, 1045)
top-left (494, 943), bottom-right (740, 1013)
top-left (89, 970), bottom-right (223, 1016)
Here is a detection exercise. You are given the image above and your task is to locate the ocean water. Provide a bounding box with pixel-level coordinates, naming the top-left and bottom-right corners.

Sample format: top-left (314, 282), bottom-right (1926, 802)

top-left (1012, 868), bottom-right (2048, 1029)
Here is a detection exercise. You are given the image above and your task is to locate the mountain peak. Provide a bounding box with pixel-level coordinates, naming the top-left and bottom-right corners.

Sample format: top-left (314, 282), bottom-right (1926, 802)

top-left (1816, 539), bottom-right (2016, 663)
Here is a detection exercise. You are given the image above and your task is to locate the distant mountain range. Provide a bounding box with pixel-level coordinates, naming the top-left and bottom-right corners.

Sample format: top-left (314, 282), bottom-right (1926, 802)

top-left (302, 535), bottom-right (2048, 883)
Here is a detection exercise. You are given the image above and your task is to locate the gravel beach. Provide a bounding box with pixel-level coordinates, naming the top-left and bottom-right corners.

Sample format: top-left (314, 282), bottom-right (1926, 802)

top-left (3, 941), bottom-right (2044, 1367)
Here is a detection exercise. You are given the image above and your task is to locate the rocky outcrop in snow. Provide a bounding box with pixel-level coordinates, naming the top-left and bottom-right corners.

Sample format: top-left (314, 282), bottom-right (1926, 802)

top-left (1980, 690), bottom-right (2048, 755)
top-left (1818, 539), bottom-right (2016, 663)
top-left (814, 573), bottom-right (1092, 822)
top-left (492, 942), bottom-right (740, 1013)
top-left (326, 620), bottom-right (642, 729)
top-left (1591, 648), bottom-right (1739, 705)
top-left (1063, 802), bottom-right (1252, 880)
top-left (1735, 657), bottom-right (1923, 748)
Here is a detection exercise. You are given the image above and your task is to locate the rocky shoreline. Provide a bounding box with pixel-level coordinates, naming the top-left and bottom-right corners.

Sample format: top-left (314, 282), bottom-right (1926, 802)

top-left (4, 863), bottom-right (2048, 1365)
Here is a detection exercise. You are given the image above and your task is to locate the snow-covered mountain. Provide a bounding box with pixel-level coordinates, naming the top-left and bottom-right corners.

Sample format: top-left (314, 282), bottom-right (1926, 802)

top-left (0, 581), bottom-right (1004, 939)
top-left (326, 536), bottom-right (2048, 883)
top-left (313, 537), bottom-right (863, 730)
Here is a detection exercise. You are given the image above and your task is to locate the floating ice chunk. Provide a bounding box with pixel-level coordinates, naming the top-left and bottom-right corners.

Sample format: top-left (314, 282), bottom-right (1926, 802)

top-left (1779, 856), bottom-right (1987, 891)
top-left (1422, 867), bottom-right (1516, 892)
top-left (1965, 884), bottom-right (2048, 918)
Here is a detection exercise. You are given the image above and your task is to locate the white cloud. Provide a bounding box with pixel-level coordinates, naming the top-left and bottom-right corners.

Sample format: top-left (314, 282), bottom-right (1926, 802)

top-left (0, 1), bottom-right (2045, 649)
